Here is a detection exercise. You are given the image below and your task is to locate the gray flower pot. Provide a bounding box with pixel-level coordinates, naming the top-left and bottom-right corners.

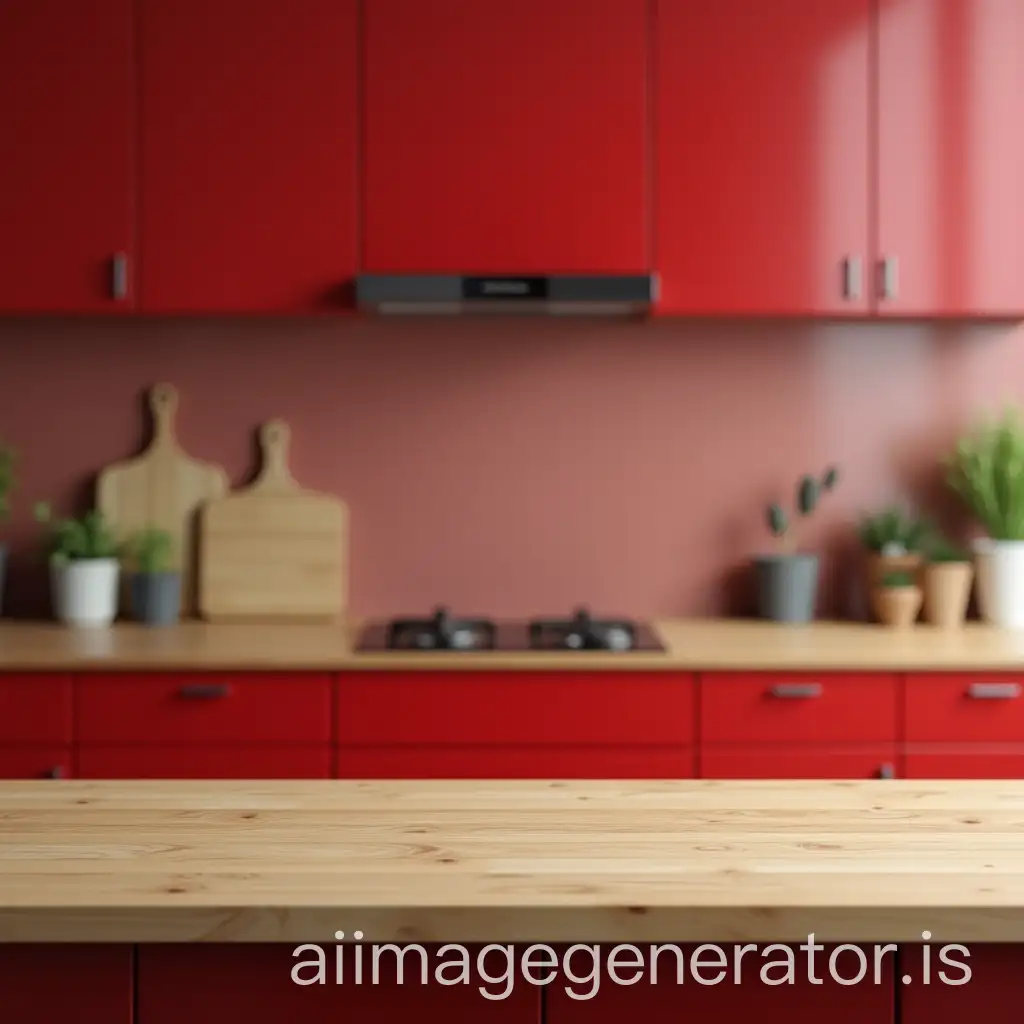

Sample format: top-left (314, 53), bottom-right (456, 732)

top-left (131, 572), bottom-right (181, 626)
top-left (754, 553), bottom-right (820, 622)
top-left (0, 543), bottom-right (6, 617)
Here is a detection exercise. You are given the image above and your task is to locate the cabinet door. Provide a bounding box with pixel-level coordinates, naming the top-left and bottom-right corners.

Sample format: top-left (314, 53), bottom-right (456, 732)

top-left (0, 945), bottom-right (132, 1024)
top-left (655, 0), bottom-right (871, 314)
top-left (904, 751), bottom-right (1024, 778)
top-left (0, 0), bottom-right (135, 313)
top-left (139, 0), bottom-right (359, 311)
top-left (78, 744), bottom-right (332, 779)
top-left (0, 747), bottom-right (73, 780)
top-left (701, 745), bottom-right (897, 779)
top-left (0, 674), bottom-right (73, 744)
top-left (901, 943), bottom-right (1012, 1024)
top-left (876, 0), bottom-right (1024, 315)
top-left (362, 0), bottom-right (649, 273)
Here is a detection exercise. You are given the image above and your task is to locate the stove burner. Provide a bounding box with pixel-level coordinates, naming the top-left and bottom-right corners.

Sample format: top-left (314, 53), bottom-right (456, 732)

top-left (529, 606), bottom-right (640, 651)
top-left (385, 606), bottom-right (495, 651)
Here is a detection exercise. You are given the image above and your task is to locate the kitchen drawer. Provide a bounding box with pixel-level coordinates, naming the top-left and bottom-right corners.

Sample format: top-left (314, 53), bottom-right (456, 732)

top-left (700, 672), bottom-right (899, 744)
top-left (337, 672), bottom-right (696, 746)
top-left (76, 673), bottom-right (333, 744)
top-left (905, 673), bottom-right (1024, 742)
top-left (0, 745), bottom-right (73, 779)
top-left (337, 745), bottom-right (696, 780)
top-left (0, 674), bottom-right (73, 744)
top-left (78, 744), bottom-right (332, 779)
top-left (700, 744), bottom-right (898, 779)
top-left (904, 745), bottom-right (1024, 778)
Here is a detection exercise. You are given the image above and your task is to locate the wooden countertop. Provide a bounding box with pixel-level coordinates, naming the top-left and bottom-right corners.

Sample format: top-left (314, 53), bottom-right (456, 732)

top-left (0, 779), bottom-right (1023, 943)
top-left (3, 617), bottom-right (1024, 670)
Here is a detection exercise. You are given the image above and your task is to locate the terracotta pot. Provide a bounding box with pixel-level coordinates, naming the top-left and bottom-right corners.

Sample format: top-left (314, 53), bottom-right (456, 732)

top-left (866, 553), bottom-right (922, 621)
top-left (922, 561), bottom-right (974, 628)
top-left (871, 585), bottom-right (923, 628)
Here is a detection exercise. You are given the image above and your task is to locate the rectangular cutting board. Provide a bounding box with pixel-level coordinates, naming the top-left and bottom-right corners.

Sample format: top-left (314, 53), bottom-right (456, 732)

top-left (198, 420), bottom-right (347, 622)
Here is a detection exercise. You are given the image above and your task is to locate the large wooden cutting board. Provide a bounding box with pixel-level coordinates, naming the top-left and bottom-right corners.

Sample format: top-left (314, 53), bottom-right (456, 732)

top-left (198, 419), bottom-right (347, 622)
top-left (96, 383), bottom-right (228, 618)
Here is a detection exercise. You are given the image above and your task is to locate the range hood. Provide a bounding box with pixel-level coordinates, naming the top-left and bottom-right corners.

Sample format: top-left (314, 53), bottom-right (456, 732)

top-left (355, 273), bottom-right (658, 315)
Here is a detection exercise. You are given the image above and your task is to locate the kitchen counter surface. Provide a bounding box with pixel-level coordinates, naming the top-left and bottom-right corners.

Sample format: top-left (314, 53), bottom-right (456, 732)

top-left (1, 778), bottom-right (1023, 943)
top-left (3, 617), bottom-right (1024, 670)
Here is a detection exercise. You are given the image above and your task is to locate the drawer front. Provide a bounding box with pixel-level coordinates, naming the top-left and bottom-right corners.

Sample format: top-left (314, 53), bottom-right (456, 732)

top-left (0, 746), bottom-right (73, 779)
top-left (0, 674), bottom-right (73, 743)
top-left (76, 673), bottom-right (333, 744)
top-left (700, 672), bottom-right (899, 744)
top-left (78, 744), bottom-right (332, 779)
top-left (337, 671), bottom-right (696, 746)
top-left (905, 746), bottom-right (1024, 778)
top-left (906, 673), bottom-right (1024, 742)
top-left (337, 745), bottom-right (696, 780)
top-left (701, 744), bottom-right (898, 779)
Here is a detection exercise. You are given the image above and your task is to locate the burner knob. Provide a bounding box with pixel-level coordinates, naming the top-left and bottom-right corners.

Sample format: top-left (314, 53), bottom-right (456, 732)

top-left (450, 628), bottom-right (475, 649)
top-left (604, 627), bottom-right (632, 651)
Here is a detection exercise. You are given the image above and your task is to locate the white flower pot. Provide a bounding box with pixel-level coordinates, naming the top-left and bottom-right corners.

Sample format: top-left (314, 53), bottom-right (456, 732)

top-left (979, 540), bottom-right (1024, 629)
top-left (51, 558), bottom-right (120, 628)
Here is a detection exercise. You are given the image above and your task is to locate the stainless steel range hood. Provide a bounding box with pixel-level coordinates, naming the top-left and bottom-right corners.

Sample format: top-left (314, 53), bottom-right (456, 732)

top-left (355, 274), bottom-right (658, 315)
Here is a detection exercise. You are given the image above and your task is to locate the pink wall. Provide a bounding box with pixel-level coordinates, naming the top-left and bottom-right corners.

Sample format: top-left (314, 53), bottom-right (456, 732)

top-left (0, 317), bottom-right (1021, 620)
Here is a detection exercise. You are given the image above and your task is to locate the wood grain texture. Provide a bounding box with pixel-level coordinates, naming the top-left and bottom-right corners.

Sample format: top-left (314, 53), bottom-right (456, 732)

top-left (3, 618), bottom-right (1024, 670)
top-left (0, 779), bottom-right (1023, 942)
top-left (96, 383), bottom-right (228, 617)
top-left (198, 420), bottom-right (347, 622)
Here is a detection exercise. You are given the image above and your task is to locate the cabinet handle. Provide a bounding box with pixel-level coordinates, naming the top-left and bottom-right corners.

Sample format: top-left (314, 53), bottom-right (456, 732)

top-left (178, 683), bottom-right (231, 699)
top-left (878, 256), bottom-right (898, 300)
top-left (769, 682), bottom-right (823, 699)
top-left (968, 682), bottom-right (1021, 700)
top-left (44, 765), bottom-right (64, 779)
top-left (878, 763), bottom-right (895, 779)
top-left (841, 256), bottom-right (862, 300)
top-left (111, 252), bottom-right (129, 300)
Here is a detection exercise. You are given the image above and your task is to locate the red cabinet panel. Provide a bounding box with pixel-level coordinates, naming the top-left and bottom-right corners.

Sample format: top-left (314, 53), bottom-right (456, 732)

top-left (0, 0), bottom-right (135, 313)
top-left (139, 0), bottom-right (359, 312)
top-left (701, 745), bottom-right (897, 779)
top-left (701, 673), bottom-right (898, 744)
top-left (904, 748), bottom-right (1024, 779)
top-left (655, 0), bottom-right (871, 315)
top-left (362, 0), bottom-right (649, 273)
top-left (901, 943), bottom-right (1010, 1023)
top-left (0, 747), bottom-right (73, 780)
top-left (876, 0), bottom-right (1024, 316)
top-left (139, 943), bottom-right (539, 1024)
top-left (0, 674), bottom-right (73, 744)
top-left (905, 674), bottom-right (1024, 743)
top-left (0, 944), bottom-right (132, 1024)
top-left (78, 744), bottom-right (331, 779)
top-left (76, 673), bottom-right (333, 744)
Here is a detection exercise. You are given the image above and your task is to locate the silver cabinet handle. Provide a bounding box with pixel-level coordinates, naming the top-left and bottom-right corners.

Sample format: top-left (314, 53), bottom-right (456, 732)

top-left (878, 763), bottom-right (895, 779)
top-left (770, 682), bottom-right (823, 699)
top-left (968, 682), bottom-right (1021, 700)
top-left (878, 256), bottom-right (898, 300)
top-left (111, 252), bottom-right (129, 300)
top-left (841, 256), bottom-right (862, 300)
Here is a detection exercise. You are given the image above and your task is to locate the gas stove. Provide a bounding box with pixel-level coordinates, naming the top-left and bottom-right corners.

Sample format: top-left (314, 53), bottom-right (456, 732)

top-left (355, 606), bottom-right (665, 653)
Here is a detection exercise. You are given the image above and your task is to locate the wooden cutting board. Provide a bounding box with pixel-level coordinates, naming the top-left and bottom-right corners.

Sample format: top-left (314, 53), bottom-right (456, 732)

top-left (96, 383), bottom-right (228, 617)
top-left (198, 419), bottom-right (347, 622)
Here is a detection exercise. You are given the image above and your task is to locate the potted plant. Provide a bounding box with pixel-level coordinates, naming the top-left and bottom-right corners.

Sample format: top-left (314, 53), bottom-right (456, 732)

top-left (0, 443), bottom-right (13, 617)
top-left (857, 505), bottom-right (932, 591)
top-left (871, 569), bottom-right (922, 628)
top-left (755, 466), bottom-right (839, 622)
top-left (34, 503), bottom-right (121, 627)
top-left (946, 409), bottom-right (1024, 628)
top-left (921, 536), bottom-right (974, 629)
top-left (128, 526), bottom-right (180, 626)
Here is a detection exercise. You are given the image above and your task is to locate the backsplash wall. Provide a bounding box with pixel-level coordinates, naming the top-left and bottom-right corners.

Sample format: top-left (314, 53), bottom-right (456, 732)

top-left (0, 317), bottom-right (1020, 620)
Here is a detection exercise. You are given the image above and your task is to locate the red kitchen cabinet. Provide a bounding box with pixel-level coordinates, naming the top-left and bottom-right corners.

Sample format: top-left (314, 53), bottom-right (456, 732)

top-left (138, 943), bottom-right (540, 1024)
top-left (78, 744), bottom-right (332, 779)
top-left (361, 0), bottom-right (649, 274)
top-left (0, 945), bottom-right (132, 1024)
top-left (0, 0), bottom-right (135, 313)
top-left (901, 943), bottom-right (1009, 1023)
top-left (655, 0), bottom-right (872, 315)
top-left (139, 0), bottom-right (359, 312)
top-left (904, 750), bottom-right (1024, 779)
top-left (904, 673), bottom-right (1024, 744)
top-left (0, 674), bottom-right (73, 744)
top-left (876, 0), bottom-right (1024, 316)
top-left (701, 746), bottom-right (897, 779)
top-left (0, 747), bottom-right (73, 780)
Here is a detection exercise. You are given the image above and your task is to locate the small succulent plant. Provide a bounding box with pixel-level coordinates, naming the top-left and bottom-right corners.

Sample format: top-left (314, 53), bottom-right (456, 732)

top-left (858, 505), bottom-right (932, 556)
top-left (34, 503), bottom-right (121, 565)
top-left (881, 570), bottom-right (917, 588)
top-left (765, 467), bottom-right (839, 551)
top-left (130, 526), bottom-right (175, 574)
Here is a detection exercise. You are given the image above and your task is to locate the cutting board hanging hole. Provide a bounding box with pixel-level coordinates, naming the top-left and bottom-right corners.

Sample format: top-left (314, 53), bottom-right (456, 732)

top-left (148, 383), bottom-right (178, 447)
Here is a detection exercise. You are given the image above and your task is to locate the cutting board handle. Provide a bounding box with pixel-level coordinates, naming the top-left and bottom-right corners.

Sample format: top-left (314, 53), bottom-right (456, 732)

top-left (148, 383), bottom-right (179, 448)
top-left (251, 419), bottom-right (298, 492)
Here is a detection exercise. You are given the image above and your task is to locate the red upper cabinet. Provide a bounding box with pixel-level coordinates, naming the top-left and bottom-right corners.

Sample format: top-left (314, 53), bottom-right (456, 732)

top-left (361, 0), bottom-right (650, 274)
top-left (875, 0), bottom-right (1024, 317)
top-left (655, 0), bottom-right (872, 315)
top-left (139, 0), bottom-right (359, 312)
top-left (0, 0), bottom-right (135, 314)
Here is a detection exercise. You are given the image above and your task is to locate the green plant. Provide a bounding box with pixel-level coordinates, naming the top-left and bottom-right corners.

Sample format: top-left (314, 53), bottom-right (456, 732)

top-left (881, 570), bottom-right (917, 588)
top-left (857, 505), bottom-right (932, 555)
top-left (927, 535), bottom-right (969, 564)
top-left (765, 466), bottom-right (839, 551)
top-left (946, 408), bottom-right (1024, 540)
top-left (130, 526), bottom-right (174, 574)
top-left (0, 444), bottom-right (14, 523)
top-left (34, 503), bottom-right (121, 565)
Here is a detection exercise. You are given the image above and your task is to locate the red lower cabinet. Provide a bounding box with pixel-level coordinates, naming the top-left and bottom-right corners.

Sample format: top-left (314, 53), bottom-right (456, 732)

top-left (904, 750), bottom-right (1024, 778)
top-left (78, 744), bottom-right (332, 778)
top-left (0, 944), bottom-right (132, 1024)
top-left (546, 943), bottom-right (894, 1023)
top-left (138, 944), bottom-right (540, 1023)
top-left (0, 746), bottom-right (73, 779)
top-left (702, 746), bottom-right (897, 779)
top-left (900, 944), bottom-right (1011, 1023)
